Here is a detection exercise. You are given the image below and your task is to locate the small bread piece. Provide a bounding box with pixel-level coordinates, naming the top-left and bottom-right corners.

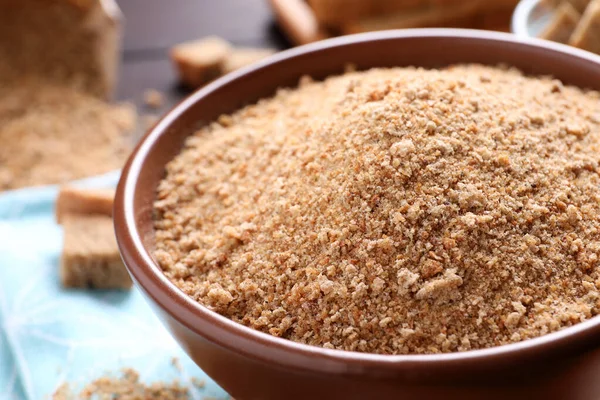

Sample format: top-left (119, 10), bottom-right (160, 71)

top-left (61, 214), bottom-right (132, 290)
top-left (56, 186), bottom-right (115, 224)
top-left (143, 89), bottom-right (163, 109)
top-left (171, 36), bottom-right (232, 88)
top-left (569, 0), bottom-right (600, 53)
top-left (222, 48), bottom-right (276, 74)
top-left (268, 0), bottom-right (328, 45)
top-left (343, 1), bottom-right (481, 33)
top-left (540, 3), bottom-right (581, 43)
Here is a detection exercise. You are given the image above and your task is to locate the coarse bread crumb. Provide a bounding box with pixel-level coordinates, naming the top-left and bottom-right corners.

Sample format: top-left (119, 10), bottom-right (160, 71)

top-left (56, 186), bottom-right (115, 223)
top-left (61, 214), bottom-right (132, 290)
top-left (191, 377), bottom-right (205, 388)
top-left (171, 36), bottom-right (232, 89)
top-left (144, 89), bottom-right (164, 109)
top-left (153, 64), bottom-right (600, 355)
top-left (52, 368), bottom-right (189, 400)
top-left (0, 79), bottom-right (136, 191)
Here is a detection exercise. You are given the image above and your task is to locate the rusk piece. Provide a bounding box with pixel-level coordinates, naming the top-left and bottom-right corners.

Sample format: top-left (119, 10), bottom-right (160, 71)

top-left (61, 214), bottom-right (131, 290)
top-left (171, 36), bottom-right (232, 89)
top-left (55, 186), bottom-right (115, 223)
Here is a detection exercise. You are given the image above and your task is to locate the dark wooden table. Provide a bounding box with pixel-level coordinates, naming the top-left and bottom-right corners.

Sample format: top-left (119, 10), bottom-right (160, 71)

top-left (115, 0), bottom-right (289, 113)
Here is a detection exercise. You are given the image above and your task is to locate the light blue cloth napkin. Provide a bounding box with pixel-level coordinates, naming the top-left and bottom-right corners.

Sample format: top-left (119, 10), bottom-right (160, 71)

top-left (0, 172), bottom-right (229, 400)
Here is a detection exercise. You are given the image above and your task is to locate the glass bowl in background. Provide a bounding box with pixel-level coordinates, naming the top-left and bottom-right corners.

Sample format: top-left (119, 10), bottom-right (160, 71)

top-left (512, 0), bottom-right (553, 37)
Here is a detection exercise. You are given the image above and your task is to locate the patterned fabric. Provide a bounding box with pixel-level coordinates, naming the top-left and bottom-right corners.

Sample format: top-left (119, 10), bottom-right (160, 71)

top-left (0, 172), bottom-right (228, 399)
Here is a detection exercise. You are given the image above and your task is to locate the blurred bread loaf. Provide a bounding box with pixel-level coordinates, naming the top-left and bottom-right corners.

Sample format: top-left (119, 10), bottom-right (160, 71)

top-left (0, 0), bottom-right (121, 99)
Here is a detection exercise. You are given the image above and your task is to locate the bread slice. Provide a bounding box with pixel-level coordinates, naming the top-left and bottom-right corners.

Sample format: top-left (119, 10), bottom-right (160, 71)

top-left (56, 186), bottom-right (115, 224)
top-left (171, 36), bottom-right (232, 89)
top-left (60, 214), bottom-right (131, 290)
top-left (569, 0), bottom-right (600, 54)
top-left (540, 2), bottom-right (581, 43)
top-left (223, 48), bottom-right (276, 74)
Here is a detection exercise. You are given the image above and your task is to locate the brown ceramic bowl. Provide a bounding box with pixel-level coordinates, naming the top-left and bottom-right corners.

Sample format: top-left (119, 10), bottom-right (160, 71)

top-left (114, 29), bottom-right (600, 400)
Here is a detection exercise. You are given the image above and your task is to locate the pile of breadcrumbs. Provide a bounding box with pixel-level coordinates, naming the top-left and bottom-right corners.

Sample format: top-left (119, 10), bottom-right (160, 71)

top-left (0, 78), bottom-right (135, 191)
top-left (154, 64), bottom-right (600, 355)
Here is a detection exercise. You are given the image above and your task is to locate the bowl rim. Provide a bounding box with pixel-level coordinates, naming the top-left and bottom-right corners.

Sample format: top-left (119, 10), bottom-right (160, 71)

top-left (116, 28), bottom-right (600, 374)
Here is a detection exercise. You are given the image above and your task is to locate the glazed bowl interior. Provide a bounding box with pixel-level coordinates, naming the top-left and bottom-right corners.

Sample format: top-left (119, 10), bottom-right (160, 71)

top-left (116, 29), bottom-right (600, 378)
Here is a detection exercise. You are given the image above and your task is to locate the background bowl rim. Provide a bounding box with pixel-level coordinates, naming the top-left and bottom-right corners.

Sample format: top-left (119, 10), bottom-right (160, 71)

top-left (511, 0), bottom-right (541, 37)
top-left (115, 28), bottom-right (600, 374)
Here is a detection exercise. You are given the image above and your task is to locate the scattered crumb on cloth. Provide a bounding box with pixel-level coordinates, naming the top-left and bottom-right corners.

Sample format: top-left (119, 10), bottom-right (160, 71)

top-left (52, 369), bottom-right (190, 400)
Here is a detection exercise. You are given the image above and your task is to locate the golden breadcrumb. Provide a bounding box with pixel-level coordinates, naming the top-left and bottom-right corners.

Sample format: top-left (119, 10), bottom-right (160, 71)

top-left (154, 65), bottom-right (600, 354)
